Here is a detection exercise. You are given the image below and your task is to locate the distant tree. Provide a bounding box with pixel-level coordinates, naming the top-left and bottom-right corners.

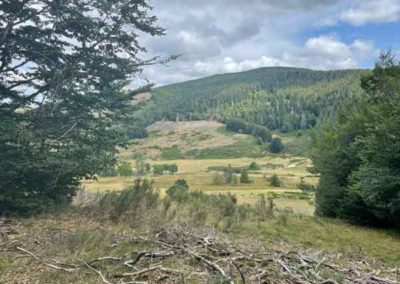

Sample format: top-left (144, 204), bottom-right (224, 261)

top-left (152, 164), bottom-right (178, 176)
top-left (240, 169), bottom-right (251, 184)
top-left (269, 138), bottom-right (284, 153)
top-left (223, 165), bottom-right (234, 184)
top-left (226, 119), bottom-right (272, 142)
top-left (268, 175), bottom-right (282, 187)
top-left (117, 162), bottom-right (133, 177)
top-left (297, 178), bottom-right (316, 192)
top-left (98, 166), bottom-right (117, 177)
top-left (168, 164), bottom-right (178, 175)
top-left (248, 162), bottom-right (260, 171)
top-left (231, 174), bottom-right (239, 185)
top-left (173, 179), bottom-right (189, 189)
top-left (135, 157), bottom-right (146, 176)
top-left (153, 165), bottom-right (164, 176)
top-left (145, 163), bottom-right (152, 172)
top-left (213, 172), bottom-right (225, 185)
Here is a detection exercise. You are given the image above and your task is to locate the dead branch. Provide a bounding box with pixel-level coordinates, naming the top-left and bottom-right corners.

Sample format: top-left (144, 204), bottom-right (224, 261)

top-left (77, 257), bottom-right (113, 284)
top-left (45, 263), bottom-right (76, 273)
top-left (16, 246), bottom-right (39, 260)
top-left (117, 265), bottom-right (181, 278)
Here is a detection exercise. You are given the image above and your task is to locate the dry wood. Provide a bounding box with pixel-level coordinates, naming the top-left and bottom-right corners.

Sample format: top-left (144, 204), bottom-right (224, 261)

top-left (117, 265), bottom-right (181, 278)
top-left (16, 246), bottom-right (39, 260)
top-left (45, 263), bottom-right (76, 273)
top-left (77, 257), bottom-right (113, 284)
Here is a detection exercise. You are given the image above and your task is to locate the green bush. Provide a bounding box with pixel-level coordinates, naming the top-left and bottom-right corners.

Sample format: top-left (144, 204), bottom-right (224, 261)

top-left (166, 180), bottom-right (190, 204)
top-left (268, 175), bottom-right (282, 187)
top-left (312, 52), bottom-right (400, 227)
top-left (248, 162), bottom-right (260, 171)
top-left (239, 169), bottom-right (251, 184)
top-left (226, 118), bottom-right (272, 142)
top-left (297, 178), bottom-right (317, 192)
top-left (269, 137), bottom-right (284, 153)
top-left (153, 164), bottom-right (178, 176)
top-left (161, 146), bottom-right (184, 160)
top-left (117, 161), bottom-right (133, 177)
top-left (96, 179), bottom-right (159, 221)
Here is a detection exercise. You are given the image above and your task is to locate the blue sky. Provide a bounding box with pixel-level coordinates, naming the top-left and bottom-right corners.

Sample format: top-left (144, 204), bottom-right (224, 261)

top-left (141, 0), bottom-right (400, 85)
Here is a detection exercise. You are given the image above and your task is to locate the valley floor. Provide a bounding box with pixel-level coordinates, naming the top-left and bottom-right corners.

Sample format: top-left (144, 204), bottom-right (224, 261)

top-left (83, 156), bottom-right (317, 216)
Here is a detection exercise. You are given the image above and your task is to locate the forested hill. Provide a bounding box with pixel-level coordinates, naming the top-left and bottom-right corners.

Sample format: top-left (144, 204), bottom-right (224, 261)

top-left (129, 67), bottom-right (367, 137)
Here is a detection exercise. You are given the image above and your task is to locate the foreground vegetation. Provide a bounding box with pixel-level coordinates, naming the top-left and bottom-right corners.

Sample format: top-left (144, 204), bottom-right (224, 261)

top-left (312, 52), bottom-right (400, 228)
top-left (1, 180), bottom-right (399, 283)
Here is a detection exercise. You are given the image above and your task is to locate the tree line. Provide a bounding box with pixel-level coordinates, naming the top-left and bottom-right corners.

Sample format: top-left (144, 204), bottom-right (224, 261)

top-left (312, 52), bottom-right (400, 228)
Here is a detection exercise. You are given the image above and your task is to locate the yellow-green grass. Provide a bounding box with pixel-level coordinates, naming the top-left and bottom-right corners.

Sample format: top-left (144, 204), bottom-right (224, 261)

top-left (82, 156), bottom-right (317, 215)
top-left (246, 215), bottom-right (400, 266)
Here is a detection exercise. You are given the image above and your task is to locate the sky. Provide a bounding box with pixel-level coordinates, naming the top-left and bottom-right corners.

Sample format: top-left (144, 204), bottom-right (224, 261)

top-left (140, 0), bottom-right (400, 86)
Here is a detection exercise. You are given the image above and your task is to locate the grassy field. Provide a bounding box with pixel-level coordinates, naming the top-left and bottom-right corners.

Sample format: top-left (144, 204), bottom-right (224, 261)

top-left (2, 120), bottom-right (400, 283)
top-left (84, 156), bottom-right (317, 215)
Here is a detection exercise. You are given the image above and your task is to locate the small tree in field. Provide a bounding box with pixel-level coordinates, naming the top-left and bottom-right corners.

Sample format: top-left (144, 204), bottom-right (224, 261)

top-left (269, 138), bottom-right (284, 153)
top-left (268, 175), bottom-right (282, 187)
top-left (240, 169), bottom-right (251, 184)
top-left (223, 165), bottom-right (234, 184)
top-left (117, 162), bottom-right (133, 177)
top-left (248, 162), bottom-right (260, 171)
top-left (135, 157), bottom-right (146, 176)
top-left (168, 164), bottom-right (178, 175)
top-left (213, 172), bottom-right (225, 185)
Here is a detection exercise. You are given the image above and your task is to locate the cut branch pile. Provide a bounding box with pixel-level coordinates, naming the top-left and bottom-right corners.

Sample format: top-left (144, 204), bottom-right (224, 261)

top-left (1, 223), bottom-right (399, 283)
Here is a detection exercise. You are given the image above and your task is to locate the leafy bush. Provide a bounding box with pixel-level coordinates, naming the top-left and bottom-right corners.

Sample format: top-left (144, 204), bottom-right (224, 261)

top-left (297, 178), bottom-right (317, 192)
top-left (96, 179), bottom-right (159, 222)
top-left (226, 118), bottom-right (272, 142)
top-left (166, 180), bottom-right (190, 204)
top-left (248, 162), bottom-right (260, 171)
top-left (239, 169), bottom-right (251, 184)
top-left (161, 146), bottom-right (184, 160)
top-left (268, 175), bottom-right (283, 187)
top-left (117, 162), bottom-right (133, 177)
top-left (269, 137), bottom-right (284, 153)
top-left (153, 164), bottom-right (178, 175)
top-left (212, 172), bottom-right (225, 185)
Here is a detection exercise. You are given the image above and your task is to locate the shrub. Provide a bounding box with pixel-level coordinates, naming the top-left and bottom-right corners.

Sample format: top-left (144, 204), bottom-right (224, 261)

top-left (268, 175), bottom-right (282, 187)
top-left (166, 180), bottom-right (190, 204)
top-left (226, 118), bottom-right (272, 142)
top-left (98, 166), bottom-right (117, 177)
top-left (239, 169), bottom-right (251, 184)
top-left (161, 146), bottom-right (184, 160)
top-left (153, 164), bottom-right (178, 176)
top-left (297, 178), bottom-right (317, 192)
top-left (223, 165), bottom-right (234, 184)
top-left (269, 137), bottom-right (284, 153)
top-left (212, 172), bottom-right (225, 185)
top-left (117, 161), bottom-right (133, 177)
top-left (96, 179), bottom-right (159, 222)
top-left (248, 162), bottom-right (260, 171)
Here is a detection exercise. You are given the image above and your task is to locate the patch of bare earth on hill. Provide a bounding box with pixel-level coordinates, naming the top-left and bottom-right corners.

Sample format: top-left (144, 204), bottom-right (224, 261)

top-left (1, 218), bottom-right (399, 284)
top-left (122, 120), bottom-right (248, 159)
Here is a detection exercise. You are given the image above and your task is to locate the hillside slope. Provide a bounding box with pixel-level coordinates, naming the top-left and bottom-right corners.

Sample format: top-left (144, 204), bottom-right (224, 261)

top-left (133, 67), bottom-right (367, 133)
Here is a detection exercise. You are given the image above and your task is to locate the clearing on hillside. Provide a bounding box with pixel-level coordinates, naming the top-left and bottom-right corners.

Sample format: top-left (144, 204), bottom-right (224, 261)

top-left (120, 120), bottom-right (256, 160)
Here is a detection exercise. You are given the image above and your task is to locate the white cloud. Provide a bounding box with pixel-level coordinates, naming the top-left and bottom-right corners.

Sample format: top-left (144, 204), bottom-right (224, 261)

top-left (136, 0), bottom-right (385, 85)
top-left (192, 56), bottom-right (286, 75)
top-left (340, 0), bottom-right (400, 26)
top-left (351, 39), bottom-right (378, 58)
top-left (187, 35), bottom-right (374, 79)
